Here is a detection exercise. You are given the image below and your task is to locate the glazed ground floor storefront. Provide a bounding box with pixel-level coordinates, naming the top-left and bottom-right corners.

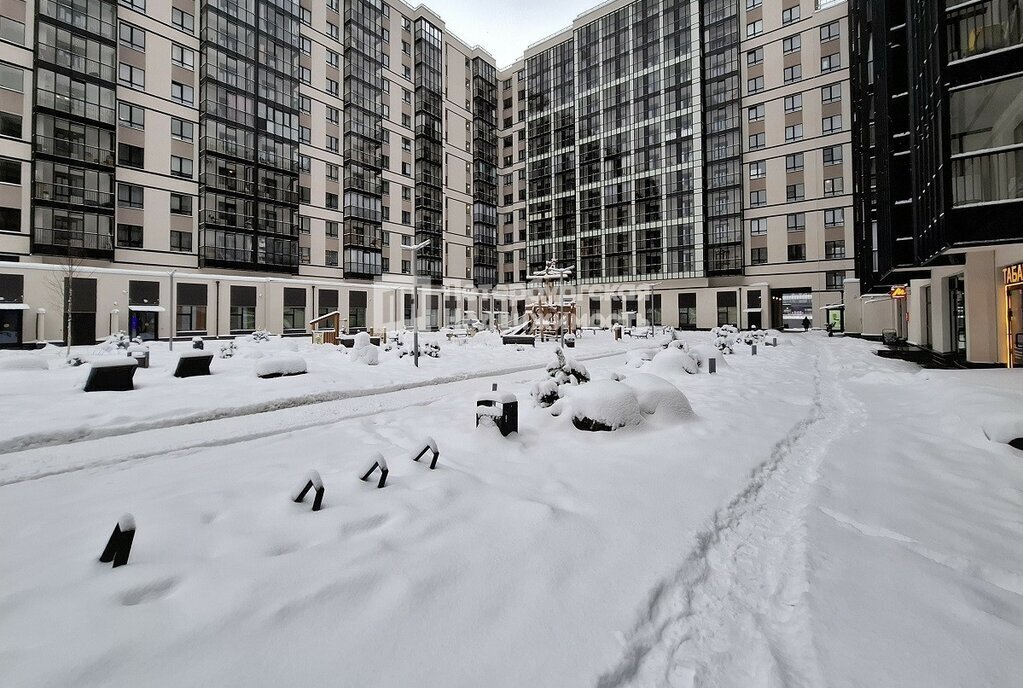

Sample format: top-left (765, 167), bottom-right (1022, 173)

top-left (844, 244), bottom-right (1023, 367)
top-left (0, 260), bottom-right (846, 346)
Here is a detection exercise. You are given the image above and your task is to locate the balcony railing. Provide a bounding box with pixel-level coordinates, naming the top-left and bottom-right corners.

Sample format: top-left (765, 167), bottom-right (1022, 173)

top-left (951, 144), bottom-right (1023, 205)
top-left (947, 0), bottom-right (1023, 61)
top-left (34, 135), bottom-right (115, 167)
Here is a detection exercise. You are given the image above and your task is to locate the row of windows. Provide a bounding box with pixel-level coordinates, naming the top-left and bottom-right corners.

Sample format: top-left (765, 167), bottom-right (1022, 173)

top-left (748, 208), bottom-right (846, 235)
top-left (749, 177), bottom-right (845, 205)
top-left (748, 146), bottom-right (843, 177)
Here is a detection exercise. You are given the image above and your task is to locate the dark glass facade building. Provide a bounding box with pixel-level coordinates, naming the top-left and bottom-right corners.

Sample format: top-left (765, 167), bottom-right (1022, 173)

top-left (471, 56), bottom-right (498, 287)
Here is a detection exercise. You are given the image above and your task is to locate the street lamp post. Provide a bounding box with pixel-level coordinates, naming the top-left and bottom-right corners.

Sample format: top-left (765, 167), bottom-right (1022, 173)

top-left (401, 239), bottom-right (430, 368)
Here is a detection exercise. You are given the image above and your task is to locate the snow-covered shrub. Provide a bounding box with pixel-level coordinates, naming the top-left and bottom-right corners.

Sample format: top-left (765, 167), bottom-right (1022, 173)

top-left (66, 355), bottom-right (86, 367)
top-left (647, 346), bottom-right (700, 375)
top-left (251, 329), bottom-right (272, 343)
top-left (219, 340), bottom-right (238, 359)
top-left (711, 324), bottom-right (739, 354)
top-left (625, 348), bottom-right (658, 368)
top-left (351, 331), bottom-right (379, 365)
top-left (397, 340), bottom-right (440, 359)
top-left (255, 355), bottom-right (307, 378)
top-left (531, 347), bottom-right (590, 408)
top-left (661, 328), bottom-right (688, 350)
top-left (554, 379), bottom-right (643, 431)
top-left (619, 373), bottom-right (694, 419)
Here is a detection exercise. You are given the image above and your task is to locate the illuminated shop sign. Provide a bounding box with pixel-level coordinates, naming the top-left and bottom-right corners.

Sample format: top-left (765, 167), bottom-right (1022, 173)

top-left (1003, 263), bottom-right (1023, 287)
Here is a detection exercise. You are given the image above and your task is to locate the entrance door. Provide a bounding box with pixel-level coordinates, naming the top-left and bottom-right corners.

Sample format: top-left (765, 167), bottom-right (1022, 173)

top-left (1008, 285), bottom-right (1023, 368)
top-left (69, 312), bottom-right (96, 346)
top-left (922, 286), bottom-right (932, 348)
top-left (129, 311), bottom-right (158, 341)
top-left (948, 276), bottom-right (967, 362)
top-left (0, 309), bottom-right (22, 347)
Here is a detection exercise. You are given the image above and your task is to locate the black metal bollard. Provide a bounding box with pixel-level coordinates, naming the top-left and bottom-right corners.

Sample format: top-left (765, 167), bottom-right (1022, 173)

top-left (411, 436), bottom-right (440, 469)
top-left (752, 344), bottom-right (757, 356)
top-left (99, 514), bottom-right (136, 568)
top-left (708, 358), bottom-right (717, 374)
top-left (360, 452), bottom-right (389, 488)
top-left (293, 470), bottom-right (325, 511)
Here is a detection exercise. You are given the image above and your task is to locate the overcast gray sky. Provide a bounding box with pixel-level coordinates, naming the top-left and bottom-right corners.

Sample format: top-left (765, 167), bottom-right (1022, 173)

top-left (416, 0), bottom-right (599, 67)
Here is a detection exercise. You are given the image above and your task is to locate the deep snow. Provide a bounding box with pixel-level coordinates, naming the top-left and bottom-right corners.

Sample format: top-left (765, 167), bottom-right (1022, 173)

top-left (0, 332), bottom-right (1021, 687)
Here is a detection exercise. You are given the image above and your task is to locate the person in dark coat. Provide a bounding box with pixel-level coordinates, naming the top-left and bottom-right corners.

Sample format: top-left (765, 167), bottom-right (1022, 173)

top-left (801, 316), bottom-right (810, 332)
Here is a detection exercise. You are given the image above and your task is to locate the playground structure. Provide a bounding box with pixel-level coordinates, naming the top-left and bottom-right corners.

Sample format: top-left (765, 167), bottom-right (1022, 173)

top-left (503, 260), bottom-right (576, 339)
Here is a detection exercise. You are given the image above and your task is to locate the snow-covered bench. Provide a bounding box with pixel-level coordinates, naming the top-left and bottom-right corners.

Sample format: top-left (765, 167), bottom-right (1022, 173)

top-left (338, 335), bottom-right (382, 348)
top-left (625, 327), bottom-right (654, 338)
top-left (444, 328), bottom-right (470, 340)
top-left (502, 334), bottom-right (535, 347)
top-left (84, 358), bottom-right (138, 392)
top-left (174, 351), bottom-right (214, 378)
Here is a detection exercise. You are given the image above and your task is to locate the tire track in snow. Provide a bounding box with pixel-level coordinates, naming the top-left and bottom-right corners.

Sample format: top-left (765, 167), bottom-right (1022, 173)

top-left (596, 343), bottom-right (854, 688)
top-left (0, 349), bottom-right (627, 456)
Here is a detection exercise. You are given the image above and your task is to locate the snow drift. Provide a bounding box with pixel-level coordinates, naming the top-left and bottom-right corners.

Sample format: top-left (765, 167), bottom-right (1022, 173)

top-left (255, 356), bottom-right (308, 378)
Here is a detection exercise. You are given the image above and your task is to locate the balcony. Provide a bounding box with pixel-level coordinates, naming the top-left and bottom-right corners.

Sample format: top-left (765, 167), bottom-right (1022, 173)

top-left (951, 143), bottom-right (1023, 206)
top-left (34, 135), bottom-right (114, 167)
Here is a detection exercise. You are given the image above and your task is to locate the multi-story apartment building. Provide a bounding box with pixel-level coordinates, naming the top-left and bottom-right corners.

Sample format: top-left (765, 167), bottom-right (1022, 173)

top-left (847, 0), bottom-right (1023, 367)
top-left (517, 0), bottom-right (854, 331)
top-left (0, 0), bottom-right (856, 347)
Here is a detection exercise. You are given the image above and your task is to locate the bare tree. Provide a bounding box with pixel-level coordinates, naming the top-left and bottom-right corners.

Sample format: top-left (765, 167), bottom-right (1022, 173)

top-left (44, 244), bottom-right (91, 360)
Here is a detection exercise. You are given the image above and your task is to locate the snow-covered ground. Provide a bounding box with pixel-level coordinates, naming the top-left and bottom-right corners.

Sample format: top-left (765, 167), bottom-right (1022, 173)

top-left (0, 332), bottom-right (1020, 687)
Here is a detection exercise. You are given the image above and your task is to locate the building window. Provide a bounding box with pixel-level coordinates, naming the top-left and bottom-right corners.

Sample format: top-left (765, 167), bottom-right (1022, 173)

top-left (782, 6), bottom-right (800, 24)
top-left (0, 207), bottom-right (20, 231)
top-left (747, 20), bottom-right (763, 37)
top-left (171, 44), bottom-right (194, 69)
top-left (825, 240), bottom-right (846, 259)
top-left (176, 283), bottom-right (207, 335)
top-left (118, 63), bottom-right (144, 89)
top-left (0, 112), bottom-right (21, 137)
top-left (171, 81), bottom-right (193, 105)
top-left (820, 21), bottom-right (840, 42)
top-left (171, 118), bottom-right (193, 141)
top-left (0, 62), bottom-right (23, 92)
top-left (785, 152), bottom-right (804, 172)
top-left (230, 286), bottom-right (256, 333)
top-left (749, 161), bottom-right (766, 179)
top-left (821, 53), bottom-right (841, 73)
top-left (747, 76), bottom-right (764, 94)
top-left (747, 47), bottom-right (763, 65)
top-left (748, 104), bottom-right (764, 121)
top-left (785, 124), bottom-right (804, 142)
top-left (117, 223), bottom-right (143, 248)
top-left (717, 292), bottom-right (738, 326)
top-left (786, 183), bottom-right (805, 202)
top-left (170, 155), bottom-right (193, 178)
top-left (0, 158), bottom-right (20, 185)
top-left (750, 189), bottom-right (767, 207)
top-left (824, 177), bottom-right (844, 197)
top-left (0, 16), bottom-right (25, 45)
top-left (118, 183), bottom-right (143, 208)
top-left (300, 247), bottom-right (310, 264)
top-left (826, 270), bottom-right (845, 290)
top-left (170, 193), bottom-right (192, 216)
top-left (822, 115), bottom-right (843, 134)
top-left (118, 143), bottom-right (144, 168)
top-left (751, 247), bottom-right (768, 265)
top-left (326, 221), bottom-right (339, 237)
top-left (170, 230), bottom-right (192, 252)
top-left (325, 250), bottom-right (338, 267)
top-left (823, 145), bottom-right (843, 165)
top-left (749, 132), bottom-right (765, 150)
top-left (118, 102), bottom-right (144, 129)
top-left (821, 83), bottom-right (842, 104)
top-left (824, 207), bottom-right (845, 227)
top-left (786, 213), bottom-right (806, 231)
top-left (783, 64), bottom-right (802, 84)
top-left (283, 288), bottom-right (306, 332)
top-left (784, 94), bottom-right (802, 112)
top-left (171, 8), bottom-right (194, 33)
top-left (783, 34), bottom-right (801, 54)
top-left (787, 244), bottom-right (806, 261)
top-left (749, 218), bottom-right (767, 235)
top-left (119, 22), bottom-right (145, 51)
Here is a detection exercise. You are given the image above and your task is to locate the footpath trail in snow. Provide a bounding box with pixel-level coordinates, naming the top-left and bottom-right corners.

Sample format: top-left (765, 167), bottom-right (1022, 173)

top-left (597, 342), bottom-right (861, 688)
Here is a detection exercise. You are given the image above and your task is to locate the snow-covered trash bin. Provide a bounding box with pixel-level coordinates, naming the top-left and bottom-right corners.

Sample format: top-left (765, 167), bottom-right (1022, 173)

top-left (564, 333), bottom-right (576, 348)
top-left (255, 355), bottom-right (307, 379)
top-left (351, 331), bottom-right (379, 366)
top-left (84, 357), bottom-right (138, 392)
top-left (174, 351), bottom-right (214, 378)
top-left (476, 385), bottom-right (518, 436)
top-left (191, 336), bottom-right (204, 350)
top-left (555, 379), bottom-right (643, 432)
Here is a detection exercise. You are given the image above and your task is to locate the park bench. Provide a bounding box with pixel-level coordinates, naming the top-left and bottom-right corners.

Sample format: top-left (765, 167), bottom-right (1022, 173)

top-left (174, 351), bottom-right (214, 378)
top-left (502, 334), bottom-right (535, 347)
top-left (84, 358), bottom-right (138, 392)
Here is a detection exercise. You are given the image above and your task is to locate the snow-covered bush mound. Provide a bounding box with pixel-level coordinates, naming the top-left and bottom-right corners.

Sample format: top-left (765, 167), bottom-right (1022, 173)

top-left (556, 379), bottom-right (643, 432)
top-left (0, 355), bottom-right (49, 371)
top-left (398, 340), bottom-right (440, 359)
top-left (711, 325), bottom-right (738, 353)
top-left (255, 355), bottom-right (307, 378)
top-left (351, 332), bottom-right (379, 365)
top-left (620, 373), bottom-right (694, 419)
top-left (982, 415), bottom-right (1023, 445)
top-left (661, 329), bottom-right (688, 350)
top-left (647, 347), bottom-right (700, 375)
top-left (625, 348), bottom-right (658, 368)
top-left (250, 329), bottom-right (272, 343)
top-left (690, 345), bottom-right (728, 372)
